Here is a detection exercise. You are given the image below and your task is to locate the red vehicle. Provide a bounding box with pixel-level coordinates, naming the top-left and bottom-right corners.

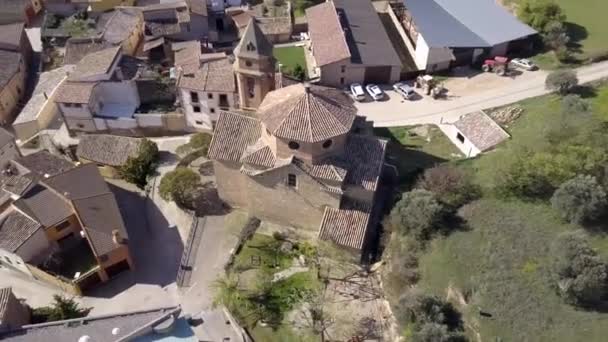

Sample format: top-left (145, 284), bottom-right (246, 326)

top-left (482, 56), bottom-right (509, 76)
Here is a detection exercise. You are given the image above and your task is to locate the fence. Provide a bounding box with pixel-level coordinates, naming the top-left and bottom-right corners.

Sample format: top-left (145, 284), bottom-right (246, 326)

top-left (176, 215), bottom-right (205, 287)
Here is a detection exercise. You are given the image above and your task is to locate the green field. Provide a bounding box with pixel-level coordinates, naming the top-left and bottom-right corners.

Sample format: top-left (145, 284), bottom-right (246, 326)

top-left (273, 46), bottom-right (307, 75)
top-left (410, 83), bottom-right (608, 340)
top-left (507, 0), bottom-right (608, 67)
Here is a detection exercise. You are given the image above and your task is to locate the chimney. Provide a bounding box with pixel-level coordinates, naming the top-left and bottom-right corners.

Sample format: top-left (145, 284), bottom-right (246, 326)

top-left (112, 229), bottom-right (124, 245)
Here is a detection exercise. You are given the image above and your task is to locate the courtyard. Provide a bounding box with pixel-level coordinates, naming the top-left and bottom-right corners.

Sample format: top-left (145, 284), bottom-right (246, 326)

top-left (273, 45), bottom-right (307, 77)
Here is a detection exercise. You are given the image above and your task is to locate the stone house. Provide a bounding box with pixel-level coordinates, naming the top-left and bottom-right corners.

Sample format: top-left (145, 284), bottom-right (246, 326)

top-left (0, 288), bottom-right (30, 333)
top-left (140, 1), bottom-right (209, 43)
top-left (95, 7), bottom-right (144, 56)
top-left (230, 7), bottom-right (292, 44)
top-left (175, 43), bottom-right (237, 130)
top-left (0, 151), bottom-right (133, 285)
top-left (0, 129), bottom-right (20, 172)
top-left (306, 0), bottom-right (402, 87)
top-left (54, 46), bottom-right (141, 133)
top-left (12, 66), bottom-right (70, 142)
top-left (0, 0), bottom-right (42, 25)
top-left (208, 83), bottom-right (387, 257)
top-left (76, 134), bottom-right (143, 178)
top-left (0, 23), bottom-right (32, 125)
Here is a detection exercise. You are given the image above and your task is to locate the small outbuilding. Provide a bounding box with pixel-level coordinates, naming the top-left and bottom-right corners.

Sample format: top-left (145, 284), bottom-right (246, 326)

top-left (76, 134), bottom-right (143, 178)
top-left (443, 111), bottom-right (510, 157)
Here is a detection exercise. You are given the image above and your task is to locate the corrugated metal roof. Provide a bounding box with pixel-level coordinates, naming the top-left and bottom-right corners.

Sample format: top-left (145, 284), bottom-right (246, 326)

top-left (404, 0), bottom-right (536, 48)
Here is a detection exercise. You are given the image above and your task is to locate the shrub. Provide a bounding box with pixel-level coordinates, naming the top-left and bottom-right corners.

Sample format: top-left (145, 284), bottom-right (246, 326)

top-left (159, 167), bottom-right (201, 206)
top-left (497, 145), bottom-right (608, 198)
top-left (545, 95), bottom-right (593, 144)
top-left (176, 132), bottom-right (212, 155)
top-left (545, 69), bottom-right (578, 95)
top-left (416, 165), bottom-right (480, 208)
top-left (119, 138), bottom-right (159, 189)
top-left (394, 291), bottom-right (465, 341)
top-left (292, 64), bottom-right (306, 81)
top-left (390, 190), bottom-right (446, 240)
top-left (31, 295), bottom-right (91, 323)
top-left (551, 175), bottom-right (607, 224)
top-left (517, 0), bottom-right (566, 32)
top-left (552, 231), bottom-right (608, 307)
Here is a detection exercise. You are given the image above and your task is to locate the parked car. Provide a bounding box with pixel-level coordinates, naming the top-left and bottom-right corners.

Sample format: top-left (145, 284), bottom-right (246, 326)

top-left (365, 84), bottom-right (385, 101)
top-left (510, 58), bottom-right (537, 71)
top-left (393, 82), bottom-right (416, 100)
top-left (350, 83), bottom-right (366, 101)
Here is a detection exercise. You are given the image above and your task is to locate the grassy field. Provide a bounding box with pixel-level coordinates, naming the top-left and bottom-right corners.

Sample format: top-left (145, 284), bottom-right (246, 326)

top-left (375, 125), bottom-right (463, 185)
top-left (413, 83), bottom-right (608, 341)
top-left (273, 46), bottom-right (307, 75)
top-left (506, 0), bottom-right (608, 67)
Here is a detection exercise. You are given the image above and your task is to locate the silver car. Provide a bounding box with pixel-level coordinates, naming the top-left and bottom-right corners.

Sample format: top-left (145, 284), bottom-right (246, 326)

top-left (510, 58), bottom-right (538, 71)
top-left (393, 82), bottom-right (416, 100)
top-left (350, 83), bottom-right (366, 101)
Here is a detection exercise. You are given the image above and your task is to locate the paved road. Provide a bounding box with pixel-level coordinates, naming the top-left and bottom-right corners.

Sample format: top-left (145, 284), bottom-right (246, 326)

top-left (357, 60), bottom-right (608, 127)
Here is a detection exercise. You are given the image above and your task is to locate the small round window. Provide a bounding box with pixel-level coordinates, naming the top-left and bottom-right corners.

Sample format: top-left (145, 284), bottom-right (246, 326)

top-left (322, 140), bottom-right (333, 149)
top-left (245, 60), bottom-right (252, 67)
top-left (288, 141), bottom-right (300, 150)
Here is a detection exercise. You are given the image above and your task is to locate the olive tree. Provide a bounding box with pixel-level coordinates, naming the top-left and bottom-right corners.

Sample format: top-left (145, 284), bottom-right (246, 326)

top-left (159, 167), bottom-right (201, 207)
top-left (545, 69), bottom-right (578, 95)
top-left (390, 190), bottom-right (446, 240)
top-left (551, 175), bottom-right (607, 224)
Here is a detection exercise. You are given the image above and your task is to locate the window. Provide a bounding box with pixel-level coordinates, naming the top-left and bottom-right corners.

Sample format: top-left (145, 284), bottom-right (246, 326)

top-left (210, 108), bottom-right (215, 114)
top-left (340, 77), bottom-right (345, 85)
top-left (186, 23), bottom-right (191, 32)
top-left (288, 141), bottom-right (300, 150)
top-left (193, 105), bottom-right (201, 113)
top-left (55, 220), bottom-right (71, 231)
top-left (341, 65), bottom-right (346, 73)
top-left (287, 173), bottom-right (297, 187)
top-left (456, 132), bottom-right (465, 143)
top-left (195, 120), bottom-right (203, 125)
top-left (190, 91), bottom-right (199, 103)
top-left (246, 77), bottom-right (255, 98)
top-left (207, 93), bottom-right (213, 99)
top-left (322, 139), bottom-right (333, 149)
top-left (16, 87), bottom-right (21, 94)
top-left (77, 123), bottom-right (85, 129)
top-left (245, 60), bottom-right (252, 67)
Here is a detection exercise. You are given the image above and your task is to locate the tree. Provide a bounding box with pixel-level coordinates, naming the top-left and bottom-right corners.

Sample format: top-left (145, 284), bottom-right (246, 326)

top-left (517, 0), bottom-right (566, 32)
top-left (292, 64), bottom-right (306, 81)
top-left (159, 167), bottom-right (201, 206)
top-left (552, 231), bottom-right (608, 306)
top-left (416, 165), bottom-right (480, 208)
top-left (176, 132), bottom-right (212, 155)
top-left (543, 20), bottom-right (571, 60)
top-left (119, 138), bottom-right (159, 188)
top-left (212, 276), bottom-right (251, 319)
top-left (390, 190), bottom-right (446, 240)
top-left (551, 175), bottom-right (607, 224)
top-left (394, 291), bottom-right (465, 341)
top-left (32, 295), bottom-right (91, 323)
top-left (545, 69), bottom-right (578, 95)
top-left (545, 95), bottom-right (593, 143)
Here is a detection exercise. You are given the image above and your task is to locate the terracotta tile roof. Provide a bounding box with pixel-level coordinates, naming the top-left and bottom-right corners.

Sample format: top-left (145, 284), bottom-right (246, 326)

top-left (258, 83), bottom-right (357, 143)
top-left (234, 19), bottom-right (273, 60)
top-left (64, 37), bottom-right (113, 65)
top-left (240, 139), bottom-right (276, 168)
top-left (68, 46), bottom-right (121, 81)
top-left (178, 57), bottom-right (236, 93)
top-left (43, 164), bottom-right (128, 256)
top-left (0, 127), bottom-right (14, 148)
top-left (0, 210), bottom-right (42, 253)
top-left (306, 1), bottom-right (350, 66)
top-left (232, 12), bottom-right (291, 36)
top-left (97, 8), bottom-right (142, 45)
top-left (274, 72), bottom-right (299, 89)
top-left (77, 134), bottom-right (142, 167)
top-left (173, 41), bottom-right (201, 74)
top-left (1, 174), bottom-right (35, 197)
top-left (453, 111), bottom-right (510, 152)
top-left (13, 184), bottom-right (73, 227)
top-left (318, 205), bottom-right (371, 250)
top-left (53, 81), bottom-right (96, 104)
top-left (0, 22), bottom-right (24, 48)
top-left (0, 50), bottom-right (21, 89)
top-left (0, 287), bottom-right (13, 320)
top-left (343, 134), bottom-right (387, 191)
top-left (14, 151), bottom-right (75, 177)
top-left (208, 111), bottom-right (261, 163)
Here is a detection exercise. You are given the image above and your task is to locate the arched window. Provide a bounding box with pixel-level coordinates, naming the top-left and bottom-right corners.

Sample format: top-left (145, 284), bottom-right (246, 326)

top-left (288, 141), bottom-right (300, 150)
top-left (322, 140), bottom-right (333, 149)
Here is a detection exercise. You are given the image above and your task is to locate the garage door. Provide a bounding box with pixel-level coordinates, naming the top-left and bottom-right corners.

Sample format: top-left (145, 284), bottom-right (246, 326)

top-left (364, 66), bottom-right (392, 84)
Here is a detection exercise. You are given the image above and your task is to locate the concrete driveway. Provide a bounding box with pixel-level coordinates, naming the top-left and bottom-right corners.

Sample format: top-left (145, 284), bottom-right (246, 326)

top-left (357, 60), bottom-right (608, 126)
